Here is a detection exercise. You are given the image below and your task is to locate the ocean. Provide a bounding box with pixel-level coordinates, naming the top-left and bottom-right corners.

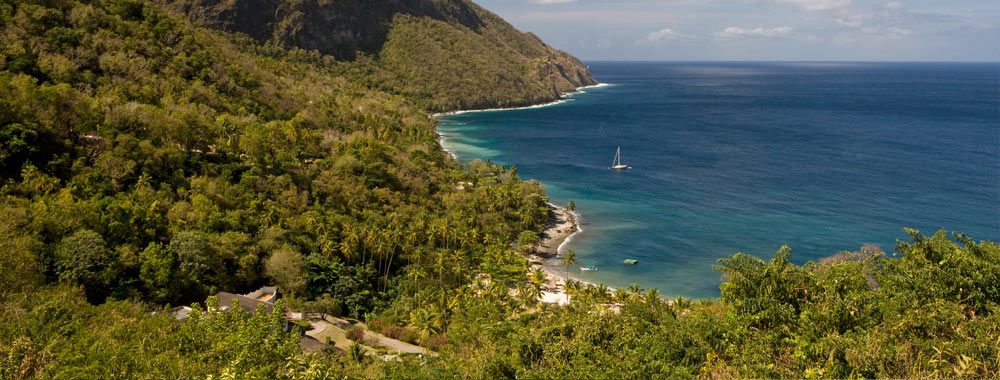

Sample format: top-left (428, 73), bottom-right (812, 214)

top-left (438, 62), bottom-right (1000, 299)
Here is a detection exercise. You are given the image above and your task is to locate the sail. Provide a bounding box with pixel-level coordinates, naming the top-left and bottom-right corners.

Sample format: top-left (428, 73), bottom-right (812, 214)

top-left (612, 146), bottom-right (629, 169)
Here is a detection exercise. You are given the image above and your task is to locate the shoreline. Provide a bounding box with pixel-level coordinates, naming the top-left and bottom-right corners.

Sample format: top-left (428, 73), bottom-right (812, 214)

top-left (433, 83), bottom-right (613, 166)
top-left (527, 204), bottom-right (581, 305)
top-left (529, 203), bottom-right (619, 305)
top-left (431, 83), bottom-right (613, 118)
top-left (431, 83), bottom-right (616, 304)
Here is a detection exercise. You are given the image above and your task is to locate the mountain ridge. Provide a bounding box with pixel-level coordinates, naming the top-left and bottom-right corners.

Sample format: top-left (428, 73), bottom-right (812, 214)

top-left (160, 0), bottom-right (597, 111)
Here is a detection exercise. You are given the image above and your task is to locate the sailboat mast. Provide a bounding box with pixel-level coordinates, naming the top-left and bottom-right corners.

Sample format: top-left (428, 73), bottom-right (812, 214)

top-left (611, 146), bottom-right (629, 169)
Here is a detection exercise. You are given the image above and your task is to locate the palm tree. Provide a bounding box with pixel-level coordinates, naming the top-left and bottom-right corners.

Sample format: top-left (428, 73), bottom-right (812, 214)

top-left (339, 230), bottom-right (362, 264)
top-left (529, 268), bottom-right (547, 289)
top-left (428, 303), bottom-right (447, 334)
top-left (408, 266), bottom-right (428, 290)
top-left (374, 234), bottom-right (391, 291)
top-left (627, 282), bottom-right (642, 297)
top-left (673, 296), bottom-right (692, 313)
top-left (584, 285), bottom-right (604, 302)
top-left (564, 279), bottom-right (583, 303)
top-left (434, 250), bottom-right (448, 284)
top-left (645, 288), bottom-right (661, 304)
top-left (517, 283), bottom-right (539, 309)
top-left (436, 220), bottom-right (452, 249)
top-left (614, 288), bottom-right (629, 304)
top-left (466, 228), bottom-right (479, 247)
top-left (596, 284), bottom-right (611, 302)
top-left (561, 249), bottom-right (577, 303)
top-left (448, 250), bottom-right (465, 285)
top-left (488, 281), bottom-right (508, 300)
top-left (410, 307), bottom-right (441, 339)
top-left (347, 342), bottom-right (366, 363)
top-left (527, 282), bottom-right (542, 303)
top-left (362, 229), bottom-right (377, 266)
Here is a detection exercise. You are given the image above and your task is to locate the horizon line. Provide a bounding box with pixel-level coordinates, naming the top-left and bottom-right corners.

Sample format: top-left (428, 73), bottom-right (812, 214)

top-left (577, 59), bottom-right (1000, 64)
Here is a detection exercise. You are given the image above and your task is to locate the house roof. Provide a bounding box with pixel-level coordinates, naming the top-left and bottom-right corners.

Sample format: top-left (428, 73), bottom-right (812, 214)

top-left (214, 292), bottom-right (275, 314)
top-left (168, 306), bottom-right (193, 321)
top-left (299, 336), bottom-right (344, 355)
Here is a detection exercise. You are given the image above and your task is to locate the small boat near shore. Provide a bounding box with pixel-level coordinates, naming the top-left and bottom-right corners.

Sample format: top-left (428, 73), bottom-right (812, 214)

top-left (580, 265), bottom-right (599, 272)
top-left (624, 259), bottom-right (638, 265)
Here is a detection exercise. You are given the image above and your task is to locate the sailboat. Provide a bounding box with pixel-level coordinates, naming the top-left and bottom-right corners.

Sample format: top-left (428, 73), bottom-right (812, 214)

top-left (610, 146), bottom-right (631, 170)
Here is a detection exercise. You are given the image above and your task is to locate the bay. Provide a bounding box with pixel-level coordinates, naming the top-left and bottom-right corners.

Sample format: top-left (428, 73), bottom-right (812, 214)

top-left (438, 62), bottom-right (1000, 298)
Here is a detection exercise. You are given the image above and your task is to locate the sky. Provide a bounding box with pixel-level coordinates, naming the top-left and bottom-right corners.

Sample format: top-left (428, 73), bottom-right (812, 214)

top-left (473, 0), bottom-right (1000, 61)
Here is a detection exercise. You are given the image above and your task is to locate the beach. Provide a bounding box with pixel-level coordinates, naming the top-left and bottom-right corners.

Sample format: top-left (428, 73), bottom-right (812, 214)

top-left (528, 204), bottom-right (581, 305)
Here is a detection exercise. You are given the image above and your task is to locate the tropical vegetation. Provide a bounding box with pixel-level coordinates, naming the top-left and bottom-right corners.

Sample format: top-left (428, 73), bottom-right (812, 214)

top-left (0, 0), bottom-right (996, 378)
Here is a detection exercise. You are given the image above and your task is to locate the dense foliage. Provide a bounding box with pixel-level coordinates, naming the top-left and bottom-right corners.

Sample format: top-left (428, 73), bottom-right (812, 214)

top-left (1, 0), bottom-right (997, 378)
top-left (447, 230), bottom-right (999, 379)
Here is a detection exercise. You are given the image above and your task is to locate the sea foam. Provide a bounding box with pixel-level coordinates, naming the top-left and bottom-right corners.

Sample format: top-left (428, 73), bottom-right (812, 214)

top-left (431, 83), bottom-right (614, 118)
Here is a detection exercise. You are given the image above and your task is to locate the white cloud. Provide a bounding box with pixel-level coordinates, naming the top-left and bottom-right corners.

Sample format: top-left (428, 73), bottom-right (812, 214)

top-left (646, 28), bottom-right (689, 41)
top-left (769, 0), bottom-right (851, 11)
top-left (834, 1), bottom-right (916, 39)
top-left (636, 28), bottom-right (697, 45)
top-left (716, 26), bottom-right (794, 38)
top-left (529, 0), bottom-right (577, 4)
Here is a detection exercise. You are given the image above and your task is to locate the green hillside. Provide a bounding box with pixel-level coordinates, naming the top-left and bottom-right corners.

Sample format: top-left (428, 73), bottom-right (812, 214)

top-left (160, 0), bottom-right (597, 111)
top-left (1, 0), bottom-right (550, 375)
top-left (1, 0), bottom-right (998, 378)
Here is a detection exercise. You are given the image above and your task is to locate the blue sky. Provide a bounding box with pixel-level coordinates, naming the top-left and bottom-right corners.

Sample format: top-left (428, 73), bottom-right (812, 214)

top-left (474, 0), bottom-right (999, 61)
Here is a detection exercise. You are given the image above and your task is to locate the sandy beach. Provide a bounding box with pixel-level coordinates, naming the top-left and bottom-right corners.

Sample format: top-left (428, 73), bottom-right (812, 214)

top-left (528, 204), bottom-right (581, 305)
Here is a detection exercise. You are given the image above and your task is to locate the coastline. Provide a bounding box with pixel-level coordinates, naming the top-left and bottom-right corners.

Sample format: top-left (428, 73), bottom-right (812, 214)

top-left (527, 204), bottom-right (581, 305)
top-left (431, 83), bottom-right (612, 118)
top-left (529, 203), bottom-right (618, 305)
top-left (433, 83), bottom-right (614, 304)
top-left (434, 83), bottom-right (613, 161)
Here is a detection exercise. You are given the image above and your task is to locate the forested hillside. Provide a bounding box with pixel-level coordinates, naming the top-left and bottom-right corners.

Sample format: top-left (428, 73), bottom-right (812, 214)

top-left (1, 0), bottom-right (998, 378)
top-left (159, 0), bottom-right (596, 111)
top-left (0, 0), bottom-right (550, 376)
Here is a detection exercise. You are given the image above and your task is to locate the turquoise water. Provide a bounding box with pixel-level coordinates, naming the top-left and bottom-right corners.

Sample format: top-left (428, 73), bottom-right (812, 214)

top-left (438, 62), bottom-right (1000, 298)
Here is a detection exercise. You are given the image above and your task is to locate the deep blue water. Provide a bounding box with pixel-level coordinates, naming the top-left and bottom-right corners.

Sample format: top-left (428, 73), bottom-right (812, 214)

top-left (439, 62), bottom-right (1000, 299)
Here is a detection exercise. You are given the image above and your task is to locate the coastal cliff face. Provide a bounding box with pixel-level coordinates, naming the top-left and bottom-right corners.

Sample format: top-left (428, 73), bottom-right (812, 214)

top-left (159, 0), bottom-right (597, 111)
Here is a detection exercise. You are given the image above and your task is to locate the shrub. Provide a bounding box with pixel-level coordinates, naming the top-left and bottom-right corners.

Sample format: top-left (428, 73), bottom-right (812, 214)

top-left (398, 327), bottom-right (419, 344)
top-left (363, 336), bottom-right (381, 348)
top-left (345, 325), bottom-right (365, 342)
top-left (423, 335), bottom-right (448, 351)
top-left (376, 324), bottom-right (419, 344)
